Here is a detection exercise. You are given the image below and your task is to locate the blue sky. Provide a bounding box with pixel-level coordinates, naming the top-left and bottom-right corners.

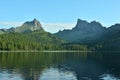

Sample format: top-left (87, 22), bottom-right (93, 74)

top-left (0, 0), bottom-right (120, 33)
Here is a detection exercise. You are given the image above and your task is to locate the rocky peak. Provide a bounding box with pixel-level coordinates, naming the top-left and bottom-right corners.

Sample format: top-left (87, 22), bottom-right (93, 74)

top-left (72, 19), bottom-right (89, 31)
top-left (13, 18), bottom-right (44, 33)
top-left (73, 19), bottom-right (106, 32)
top-left (76, 19), bottom-right (88, 27)
top-left (0, 19), bottom-right (45, 34)
top-left (32, 18), bottom-right (41, 27)
top-left (90, 21), bottom-right (103, 28)
top-left (21, 18), bottom-right (44, 31)
top-left (33, 18), bottom-right (37, 22)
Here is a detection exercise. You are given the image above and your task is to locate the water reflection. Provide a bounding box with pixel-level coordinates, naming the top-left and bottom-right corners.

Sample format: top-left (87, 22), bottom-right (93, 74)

top-left (0, 70), bottom-right (22, 80)
top-left (39, 67), bottom-right (77, 80)
top-left (0, 52), bottom-right (120, 80)
top-left (100, 74), bottom-right (120, 80)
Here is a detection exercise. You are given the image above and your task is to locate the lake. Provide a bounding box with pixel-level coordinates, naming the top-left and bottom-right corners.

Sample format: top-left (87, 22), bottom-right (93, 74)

top-left (0, 52), bottom-right (120, 80)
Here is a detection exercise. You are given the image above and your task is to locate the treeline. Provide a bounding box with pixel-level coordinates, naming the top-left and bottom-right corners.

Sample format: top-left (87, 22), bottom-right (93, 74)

top-left (0, 31), bottom-right (89, 51)
top-left (93, 38), bottom-right (120, 51)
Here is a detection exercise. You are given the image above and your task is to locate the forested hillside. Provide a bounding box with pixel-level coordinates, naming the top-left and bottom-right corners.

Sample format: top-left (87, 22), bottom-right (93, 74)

top-left (0, 30), bottom-right (88, 51)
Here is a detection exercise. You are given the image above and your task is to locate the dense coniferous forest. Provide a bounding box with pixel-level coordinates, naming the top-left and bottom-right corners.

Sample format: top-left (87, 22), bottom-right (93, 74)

top-left (0, 31), bottom-right (88, 51)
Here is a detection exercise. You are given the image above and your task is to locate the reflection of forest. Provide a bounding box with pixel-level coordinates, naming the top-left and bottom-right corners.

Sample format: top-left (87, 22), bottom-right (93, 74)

top-left (0, 52), bottom-right (120, 80)
top-left (0, 52), bottom-right (88, 80)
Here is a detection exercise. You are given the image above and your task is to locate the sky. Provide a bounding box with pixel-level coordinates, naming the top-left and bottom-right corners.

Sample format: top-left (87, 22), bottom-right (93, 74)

top-left (0, 0), bottom-right (120, 33)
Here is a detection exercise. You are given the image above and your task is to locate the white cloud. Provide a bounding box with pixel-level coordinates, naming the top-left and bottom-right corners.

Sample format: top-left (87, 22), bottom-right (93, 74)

top-left (42, 22), bottom-right (75, 33)
top-left (0, 21), bottom-right (23, 28)
top-left (0, 21), bottom-right (75, 33)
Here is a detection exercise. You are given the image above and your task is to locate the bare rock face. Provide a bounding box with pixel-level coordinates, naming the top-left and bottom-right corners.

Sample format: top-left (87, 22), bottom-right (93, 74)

top-left (24, 18), bottom-right (43, 30)
top-left (0, 18), bottom-right (44, 33)
top-left (17, 18), bottom-right (44, 32)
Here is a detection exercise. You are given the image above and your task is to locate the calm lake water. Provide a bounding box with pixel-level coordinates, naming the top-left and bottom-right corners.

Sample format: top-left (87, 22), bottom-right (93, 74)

top-left (0, 52), bottom-right (120, 80)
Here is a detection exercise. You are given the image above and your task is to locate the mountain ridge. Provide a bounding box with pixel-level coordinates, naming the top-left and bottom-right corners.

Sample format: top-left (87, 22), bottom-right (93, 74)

top-left (55, 19), bottom-right (107, 43)
top-left (55, 19), bottom-right (120, 50)
top-left (0, 18), bottom-right (44, 33)
top-left (0, 18), bottom-right (120, 51)
top-left (0, 18), bottom-right (89, 51)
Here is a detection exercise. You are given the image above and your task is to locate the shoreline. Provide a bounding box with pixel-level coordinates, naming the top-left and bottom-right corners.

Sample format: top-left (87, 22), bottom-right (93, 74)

top-left (0, 50), bottom-right (93, 53)
top-left (0, 50), bottom-right (120, 53)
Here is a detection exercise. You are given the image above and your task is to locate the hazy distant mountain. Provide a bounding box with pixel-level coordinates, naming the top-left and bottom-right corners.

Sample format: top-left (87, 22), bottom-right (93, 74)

top-left (55, 19), bottom-right (106, 43)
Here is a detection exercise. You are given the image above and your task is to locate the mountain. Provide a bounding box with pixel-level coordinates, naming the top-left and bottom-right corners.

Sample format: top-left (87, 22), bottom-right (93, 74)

top-left (0, 19), bottom-right (88, 51)
top-left (0, 19), bottom-right (63, 50)
top-left (55, 19), bottom-right (106, 43)
top-left (0, 18), bottom-right (44, 34)
top-left (0, 27), bottom-right (16, 34)
top-left (55, 19), bottom-right (120, 50)
top-left (0, 18), bottom-right (120, 51)
top-left (95, 24), bottom-right (120, 51)
top-left (15, 18), bottom-right (44, 33)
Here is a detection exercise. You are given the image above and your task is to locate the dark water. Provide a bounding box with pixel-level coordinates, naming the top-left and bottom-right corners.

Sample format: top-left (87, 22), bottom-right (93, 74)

top-left (0, 52), bottom-right (120, 80)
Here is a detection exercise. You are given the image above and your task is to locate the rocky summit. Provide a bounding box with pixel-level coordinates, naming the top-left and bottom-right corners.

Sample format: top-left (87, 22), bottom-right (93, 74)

top-left (55, 19), bottom-right (120, 45)
top-left (0, 18), bottom-right (44, 33)
top-left (55, 19), bottom-right (106, 43)
top-left (15, 18), bottom-right (44, 33)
